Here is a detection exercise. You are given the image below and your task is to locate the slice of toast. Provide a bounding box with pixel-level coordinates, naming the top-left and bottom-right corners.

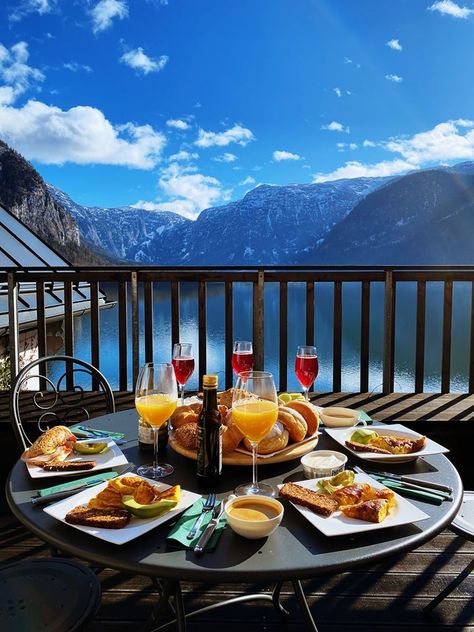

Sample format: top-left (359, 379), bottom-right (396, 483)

top-left (42, 460), bottom-right (97, 471)
top-left (345, 440), bottom-right (392, 454)
top-left (65, 506), bottom-right (131, 529)
top-left (279, 482), bottom-right (338, 517)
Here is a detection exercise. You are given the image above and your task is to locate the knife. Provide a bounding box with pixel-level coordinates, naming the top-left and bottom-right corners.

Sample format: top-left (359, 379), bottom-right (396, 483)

top-left (376, 479), bottom-right (445, 505)
top-left (366, 470), bottom-right (453, 494)
top-left (194, 501), bottom-right (225, 554)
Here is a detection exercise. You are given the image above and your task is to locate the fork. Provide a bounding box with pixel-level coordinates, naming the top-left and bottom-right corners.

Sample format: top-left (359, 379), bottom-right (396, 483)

top-left (186, 493), bottom-right (216, 540)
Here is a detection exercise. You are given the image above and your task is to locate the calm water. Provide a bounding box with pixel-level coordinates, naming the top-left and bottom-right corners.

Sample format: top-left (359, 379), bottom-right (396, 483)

top-left (62, 281), bottom-right (471, 393)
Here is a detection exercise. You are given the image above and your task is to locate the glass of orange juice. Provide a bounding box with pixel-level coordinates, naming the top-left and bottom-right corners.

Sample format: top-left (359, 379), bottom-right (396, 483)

top-left (135, 362), bottom-right (178, 478)
top-left (232, 371), bottom-right (278, 496)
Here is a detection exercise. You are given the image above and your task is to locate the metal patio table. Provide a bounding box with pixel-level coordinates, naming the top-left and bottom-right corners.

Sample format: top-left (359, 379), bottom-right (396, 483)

top-left (6, 409), bottom-right (463, 631)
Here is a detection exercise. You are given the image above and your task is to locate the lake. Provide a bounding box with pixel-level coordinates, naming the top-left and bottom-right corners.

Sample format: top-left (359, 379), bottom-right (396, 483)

top-left (62, 281), bottom-right (471, 393)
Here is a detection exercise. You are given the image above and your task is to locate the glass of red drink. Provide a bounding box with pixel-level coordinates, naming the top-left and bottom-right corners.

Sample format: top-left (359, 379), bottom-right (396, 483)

top-left (295, 345), bottom-right (319, 401)
top-left (232, 341), bottom-right (254, 378)
top-left (172, 343), bottom-right (195, 406)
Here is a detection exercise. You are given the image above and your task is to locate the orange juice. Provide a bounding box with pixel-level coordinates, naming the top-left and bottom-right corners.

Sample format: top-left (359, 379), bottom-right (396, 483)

top-left (135, 394), bottom-right (177, 428)
top-left (232, 399), bottom-right (278, 442)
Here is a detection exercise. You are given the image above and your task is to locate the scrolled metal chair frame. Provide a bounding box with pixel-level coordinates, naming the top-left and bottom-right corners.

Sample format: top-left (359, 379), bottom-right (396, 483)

top-left (10, 355), bottom-right (115, 451)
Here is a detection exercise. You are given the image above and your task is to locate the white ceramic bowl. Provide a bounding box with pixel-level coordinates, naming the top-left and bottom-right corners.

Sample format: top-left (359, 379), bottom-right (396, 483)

top-left (300, 449), bottom-right (348, 478)
top-left (225, 495), bottom-right (284, 539)
top-left (319, 406), bottom-right (366, 428)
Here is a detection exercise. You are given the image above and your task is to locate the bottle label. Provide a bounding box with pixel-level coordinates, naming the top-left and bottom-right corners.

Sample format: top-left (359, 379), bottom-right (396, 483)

top-left (138, 422), bottom-right (154, 445)
top-left (197, 425), bottom-right (206, 475)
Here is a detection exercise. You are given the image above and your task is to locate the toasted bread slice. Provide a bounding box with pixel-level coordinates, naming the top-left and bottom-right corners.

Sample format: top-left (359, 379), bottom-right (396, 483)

top-left (345, 439), bottom-right (392, 454)
top-left (279, 482), bottom-right (338, 517)
top-left (42, 460), bottom-right (96, 471)
top-left (340, 499), bottom-right (390, 523)
top-left (65, 506), bottom-right (131, 529)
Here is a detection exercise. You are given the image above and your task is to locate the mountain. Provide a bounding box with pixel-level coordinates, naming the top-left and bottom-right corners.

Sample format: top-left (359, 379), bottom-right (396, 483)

top-left (0, 140), bottom-right (110, 265)
top-left (311, 168), bottom-right (474, 264)
top-left (49, 176), bottom-right (389, 265)
top-left (48, 186), bottom-right (191, 264)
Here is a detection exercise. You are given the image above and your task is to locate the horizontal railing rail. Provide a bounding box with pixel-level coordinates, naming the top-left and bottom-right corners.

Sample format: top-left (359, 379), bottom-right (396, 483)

top-left (3, 265), bottom-right (474, 394)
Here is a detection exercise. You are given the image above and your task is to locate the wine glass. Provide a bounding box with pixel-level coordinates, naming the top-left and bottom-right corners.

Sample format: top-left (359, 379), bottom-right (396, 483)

top-left (232, 340), bottom-right (254, 378)
top-left (172, 342), bottom-right (195, 406)
top-left (295, 345), bottom-right (319, 401)
top-left (135, 362), bottom-right (178, 478)
top-left (232, 371), bottom-right (278, 496)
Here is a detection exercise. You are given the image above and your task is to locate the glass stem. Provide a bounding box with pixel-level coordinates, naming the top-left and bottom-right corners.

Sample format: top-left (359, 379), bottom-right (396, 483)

top-left (251, 441), bottom-right (259, 490)
top-left (153, 427), bottom-right (159, 471)
top-left (304, 387), bottom-right (309, 401)
top-left (179, 383), bottom-right (185, 407)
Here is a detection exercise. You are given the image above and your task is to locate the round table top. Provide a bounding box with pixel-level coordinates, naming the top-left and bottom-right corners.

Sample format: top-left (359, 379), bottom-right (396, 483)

top-left (6, 409), bottom-right (464, 582)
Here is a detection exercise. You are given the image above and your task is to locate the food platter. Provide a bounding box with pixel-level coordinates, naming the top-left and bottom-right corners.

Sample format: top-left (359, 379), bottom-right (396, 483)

top-left (43, 474), bottom-right (201, 545)
top-left (283, 473), bottom-right (429, 536)
top-left (325, 424), bottom-right (449, 463)
top-left (169, 431), bottom-right (319, 465)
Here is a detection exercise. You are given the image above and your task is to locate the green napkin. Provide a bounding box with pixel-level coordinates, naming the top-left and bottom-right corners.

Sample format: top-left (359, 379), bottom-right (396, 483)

top-left (37, 471), bottom-right (118, 497)
top-left (69, 423), bottom-right (124, 439)
top-left (167, 499), bottom-right (226, 551)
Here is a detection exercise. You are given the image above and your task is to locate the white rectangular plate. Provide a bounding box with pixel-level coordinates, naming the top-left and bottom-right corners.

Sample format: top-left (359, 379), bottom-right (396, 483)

top-left (285, 473), bottom-right (429, 536)
top-left (325, 424), bottom-right (449, 462)
top-left (44, 473), bottom-right (201, 544)
top-left (26, 438), bottom-right (129, 479)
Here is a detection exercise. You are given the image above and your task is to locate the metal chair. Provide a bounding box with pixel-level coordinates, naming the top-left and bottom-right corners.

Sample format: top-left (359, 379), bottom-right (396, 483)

top-left (0, 558), bottom-right (101, 632)
top-left (10, 354), bottom-right (115, 451)
top-left (425, 491), bottom-right (474, 612)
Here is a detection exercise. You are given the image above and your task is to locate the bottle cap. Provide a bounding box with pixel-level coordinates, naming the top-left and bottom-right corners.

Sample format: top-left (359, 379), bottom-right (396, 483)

top-left (203, 374), bottom-right (218, 388)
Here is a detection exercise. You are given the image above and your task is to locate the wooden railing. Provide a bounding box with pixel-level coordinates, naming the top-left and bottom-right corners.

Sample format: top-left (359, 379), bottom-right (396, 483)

top-left (3, 266), bottom-right (474, 393)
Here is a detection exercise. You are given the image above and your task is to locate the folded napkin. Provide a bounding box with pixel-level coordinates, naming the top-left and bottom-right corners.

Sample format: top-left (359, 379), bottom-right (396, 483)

top-left (167, 499), bottom-right (226, 551)
top-left (37, 471), bottom-right (118, 497)
top-left (69, 423), bottom-right (125, 440)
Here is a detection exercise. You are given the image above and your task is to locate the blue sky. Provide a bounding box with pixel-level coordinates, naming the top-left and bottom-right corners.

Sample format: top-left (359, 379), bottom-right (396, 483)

top-left (1, 0), bottom-right (474, 217)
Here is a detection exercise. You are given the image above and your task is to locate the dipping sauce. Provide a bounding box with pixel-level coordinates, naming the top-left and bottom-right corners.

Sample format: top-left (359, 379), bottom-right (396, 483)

top-left (305, 454), bottom-right (343, 469)
top-left (228, 499), bottom-right (280, 521)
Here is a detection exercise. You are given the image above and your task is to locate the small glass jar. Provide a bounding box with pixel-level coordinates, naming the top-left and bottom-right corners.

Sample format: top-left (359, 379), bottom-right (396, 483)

top-left (138, 418), bottom-right (169, 451)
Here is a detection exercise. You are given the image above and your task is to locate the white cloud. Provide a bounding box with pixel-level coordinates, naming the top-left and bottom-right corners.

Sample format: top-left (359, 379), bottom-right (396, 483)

top-left (166, 118), bottom-right (189, 130)
top-left (168, 150), bottom-right (198, 161)
top-left (337, 142), bottom-right (358, 151)
top-left (333, 87), bottom-right (342, 97)
top-left (0, 41), bottom-right (44, 103)
top-left (314, 118), bottom-right (474, 182)
top-left (134, 162), bottom-right (230, 219)
top-left (387, 38), bottom-right (402, 51)
top-left (214, 152), bottom-right (237, 163)
top-left (385, 74), bottom-right (403, 82)
top-left (239, 176), bottom-right (256, 186)
top-left (90, 0), bottom-right (128, 33)
top-left (195, 124), bottom-right (254, 147)
top-left (0, 99), bottom-right (166, 168)
top-left (363, 139), bottom-right (376, 147)
top-left (63, 62), bottom-right (93, 73)
top-left (273, 150), bottom-right (301, 161)
top-left (344, 57), bottom-right (352, 64)
top-left (322, 120), bottom-right (350, 133)
top-left (9, 0), bottom-right (55, 21)
top-left (120, 48), bottom-right (168, 75)
top-left (428, 1), bottom-right (473, 18)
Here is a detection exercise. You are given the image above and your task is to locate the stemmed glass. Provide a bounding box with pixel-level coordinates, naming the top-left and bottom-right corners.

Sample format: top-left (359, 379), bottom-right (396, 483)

top-left (232, 340), bottom-right (254, 378)
top-left (172, 343), bottom-right (195, 407)
top-left (135, 362), bottom-right (178, 478)
top-left (232, 371), bottom-right (278, 496)
top-left (295, 345), bottom-right (319, 401)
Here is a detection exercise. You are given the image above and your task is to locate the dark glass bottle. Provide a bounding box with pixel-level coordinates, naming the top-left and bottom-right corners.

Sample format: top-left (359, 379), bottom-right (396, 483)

top-left (139, 418), bottom-right (168, 451)
top-left (197, 374), bottom-right (222, 486)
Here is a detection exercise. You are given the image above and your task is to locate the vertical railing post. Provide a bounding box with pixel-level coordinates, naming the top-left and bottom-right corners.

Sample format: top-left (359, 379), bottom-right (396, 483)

top-left (253, 269), bottom-right (264, 371)
top-left (415, 281), bottom-right (426, 393)
top-left (441, 280), bottom-right (453, 394)
top-left (383, 269), bottom-right (395, 394)
top-left (225, 281), bottom-right (233, 389)
top-left (8, 272), bottom-right (19, 379)
top-left (198, 281), bottom-right (207, 385)
top-left (36, 280), bottom-right (47, 391)
top-left (333, 281), bottom-right (342, 392)
top-left (131, 271), bottom-right (140, 388)
top-left (279, 280), bottom-right (288, 392)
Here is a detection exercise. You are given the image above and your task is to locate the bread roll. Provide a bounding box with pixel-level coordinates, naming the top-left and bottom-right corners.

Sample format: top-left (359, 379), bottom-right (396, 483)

top-left (221, 410), bottom-right (244, 453)
top-left (278, 407), bottom-right (307, 442)
top-left (284, 400), bottom-right (319, 436)
top-left (243, 421), bottom-right (289, 454)
top-left (170, 406), bottom-right (198, 429)
top-left (174, 422), bottom-right (198, 450)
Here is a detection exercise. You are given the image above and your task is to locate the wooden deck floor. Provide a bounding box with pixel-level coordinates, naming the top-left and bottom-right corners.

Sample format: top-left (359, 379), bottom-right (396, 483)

top-left (2, 390), bottom-right (474, 630)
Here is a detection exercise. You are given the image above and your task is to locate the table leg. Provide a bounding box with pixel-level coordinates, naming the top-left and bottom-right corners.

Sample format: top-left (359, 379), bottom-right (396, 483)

top-left (141, 578), bottom-right (185, 632)
top-left (291, 580), bottom-right (319, 632)
top-left (272, 581), bottom-right (290, 618)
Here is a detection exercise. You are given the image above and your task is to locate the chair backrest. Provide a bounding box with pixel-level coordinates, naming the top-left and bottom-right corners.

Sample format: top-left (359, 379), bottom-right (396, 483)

top-left (10, 355), bottom-right (115, 451)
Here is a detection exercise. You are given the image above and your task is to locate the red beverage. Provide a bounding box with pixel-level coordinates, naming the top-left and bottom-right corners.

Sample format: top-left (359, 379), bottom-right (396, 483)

top-left (232, 351), bottom-right (254, 376)
top-left (172, 357), bottom-right (195, 385)
top-left (295, 355), bottom-right (319, 389)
